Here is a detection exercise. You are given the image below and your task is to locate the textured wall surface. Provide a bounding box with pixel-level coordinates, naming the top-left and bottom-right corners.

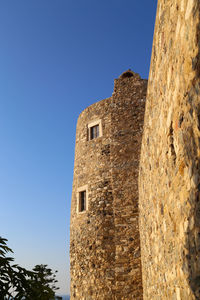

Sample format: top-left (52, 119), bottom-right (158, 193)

top-left (70, 71), bottom-right (147, 300)
top-left (139, 0), bottom-right (200, 299)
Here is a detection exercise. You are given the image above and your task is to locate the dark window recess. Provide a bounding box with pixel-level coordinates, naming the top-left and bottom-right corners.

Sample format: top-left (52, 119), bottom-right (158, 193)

top-left (121, 71), bottom-right (134, 78)
top-left (79, 191), bottom-right (86, 212)
top-left (90, 125), bottom-right (99, 140)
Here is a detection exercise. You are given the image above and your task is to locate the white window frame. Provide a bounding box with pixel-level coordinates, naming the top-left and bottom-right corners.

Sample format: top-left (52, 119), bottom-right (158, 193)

top-left (77, 185), bottom-right (88, 213)
top-left (88, 119), bottom-right (102, 140)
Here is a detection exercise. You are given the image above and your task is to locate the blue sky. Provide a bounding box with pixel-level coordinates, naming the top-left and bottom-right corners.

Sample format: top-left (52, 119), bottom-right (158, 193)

top-left (0, 0), bottom-right (157, 295)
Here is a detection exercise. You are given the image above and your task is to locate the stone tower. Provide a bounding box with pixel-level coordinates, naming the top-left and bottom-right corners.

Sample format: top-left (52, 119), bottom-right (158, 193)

top-left (139, 0), bottom-right (200, 299)
top-left (70, 70), bottom-right (147, 300)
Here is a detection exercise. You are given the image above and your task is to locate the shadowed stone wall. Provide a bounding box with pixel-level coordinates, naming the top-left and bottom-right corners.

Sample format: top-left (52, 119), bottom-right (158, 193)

top-left (70, 71), bottom-right (147, 300)
top-left (139, 0), bottom-right (200, 299)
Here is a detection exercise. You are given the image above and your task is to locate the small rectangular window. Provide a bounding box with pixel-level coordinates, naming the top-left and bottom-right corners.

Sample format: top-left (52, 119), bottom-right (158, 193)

top-left (87, 119), bottom-right (102, 141)
top-left (79, 191), bottom-right (86, 212)
top-left (77, 185), bottom-right (88, 214)
top-left (90, 125), bottom-right (99, 140)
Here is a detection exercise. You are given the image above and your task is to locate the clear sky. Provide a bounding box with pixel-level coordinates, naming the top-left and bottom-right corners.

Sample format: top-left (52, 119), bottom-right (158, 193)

top-left (0, 0), bottom-right (157, 295)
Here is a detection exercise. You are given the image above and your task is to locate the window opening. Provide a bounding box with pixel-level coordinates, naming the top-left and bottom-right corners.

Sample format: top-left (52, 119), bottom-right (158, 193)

top-left (121, 71), bottom-right (134, 78)
top-left (87, 119), bottom-right (102, 141)
top-left (77, 185), bottom-right (88, 214)
top-left (90, 125), bottom-right (99, 140)
top-left (79, 191), bottom-right (86, 212)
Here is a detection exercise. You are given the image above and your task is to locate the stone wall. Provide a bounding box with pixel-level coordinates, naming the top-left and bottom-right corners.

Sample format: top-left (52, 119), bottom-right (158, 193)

top-left (139, 0), bottom-right (200, 299)
top-left (70, 71), bottom-right (147, 300)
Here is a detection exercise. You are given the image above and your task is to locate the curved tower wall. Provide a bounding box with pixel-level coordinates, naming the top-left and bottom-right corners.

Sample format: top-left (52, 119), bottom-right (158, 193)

top-left (71, 96), bottom-right (115, 299)
top-left (70, 71), bottom-right (147, 300)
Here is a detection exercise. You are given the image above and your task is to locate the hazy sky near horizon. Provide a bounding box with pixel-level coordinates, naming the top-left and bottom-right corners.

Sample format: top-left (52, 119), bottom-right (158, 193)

top-left (0, 0), bottom-right (157, 295)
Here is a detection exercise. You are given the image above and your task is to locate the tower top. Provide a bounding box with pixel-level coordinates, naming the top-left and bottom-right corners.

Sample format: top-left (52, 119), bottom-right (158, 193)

top-left (113, 69), bottom-right (146, 95)
top-left (119, 69), bottom-right (141, 80)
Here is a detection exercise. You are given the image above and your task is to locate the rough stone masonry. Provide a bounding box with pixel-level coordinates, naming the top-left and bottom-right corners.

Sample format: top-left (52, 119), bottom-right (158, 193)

top-left (70, 70), bottom-right (147, 300)
top-left (139, 0), bottom-right (200, 299)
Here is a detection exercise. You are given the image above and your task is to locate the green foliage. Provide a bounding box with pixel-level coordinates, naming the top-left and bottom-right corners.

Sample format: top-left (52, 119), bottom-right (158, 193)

top-left (0, 237), bottom-right (62, 300)
top-left (23, 264), bottom-right (59, 300)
